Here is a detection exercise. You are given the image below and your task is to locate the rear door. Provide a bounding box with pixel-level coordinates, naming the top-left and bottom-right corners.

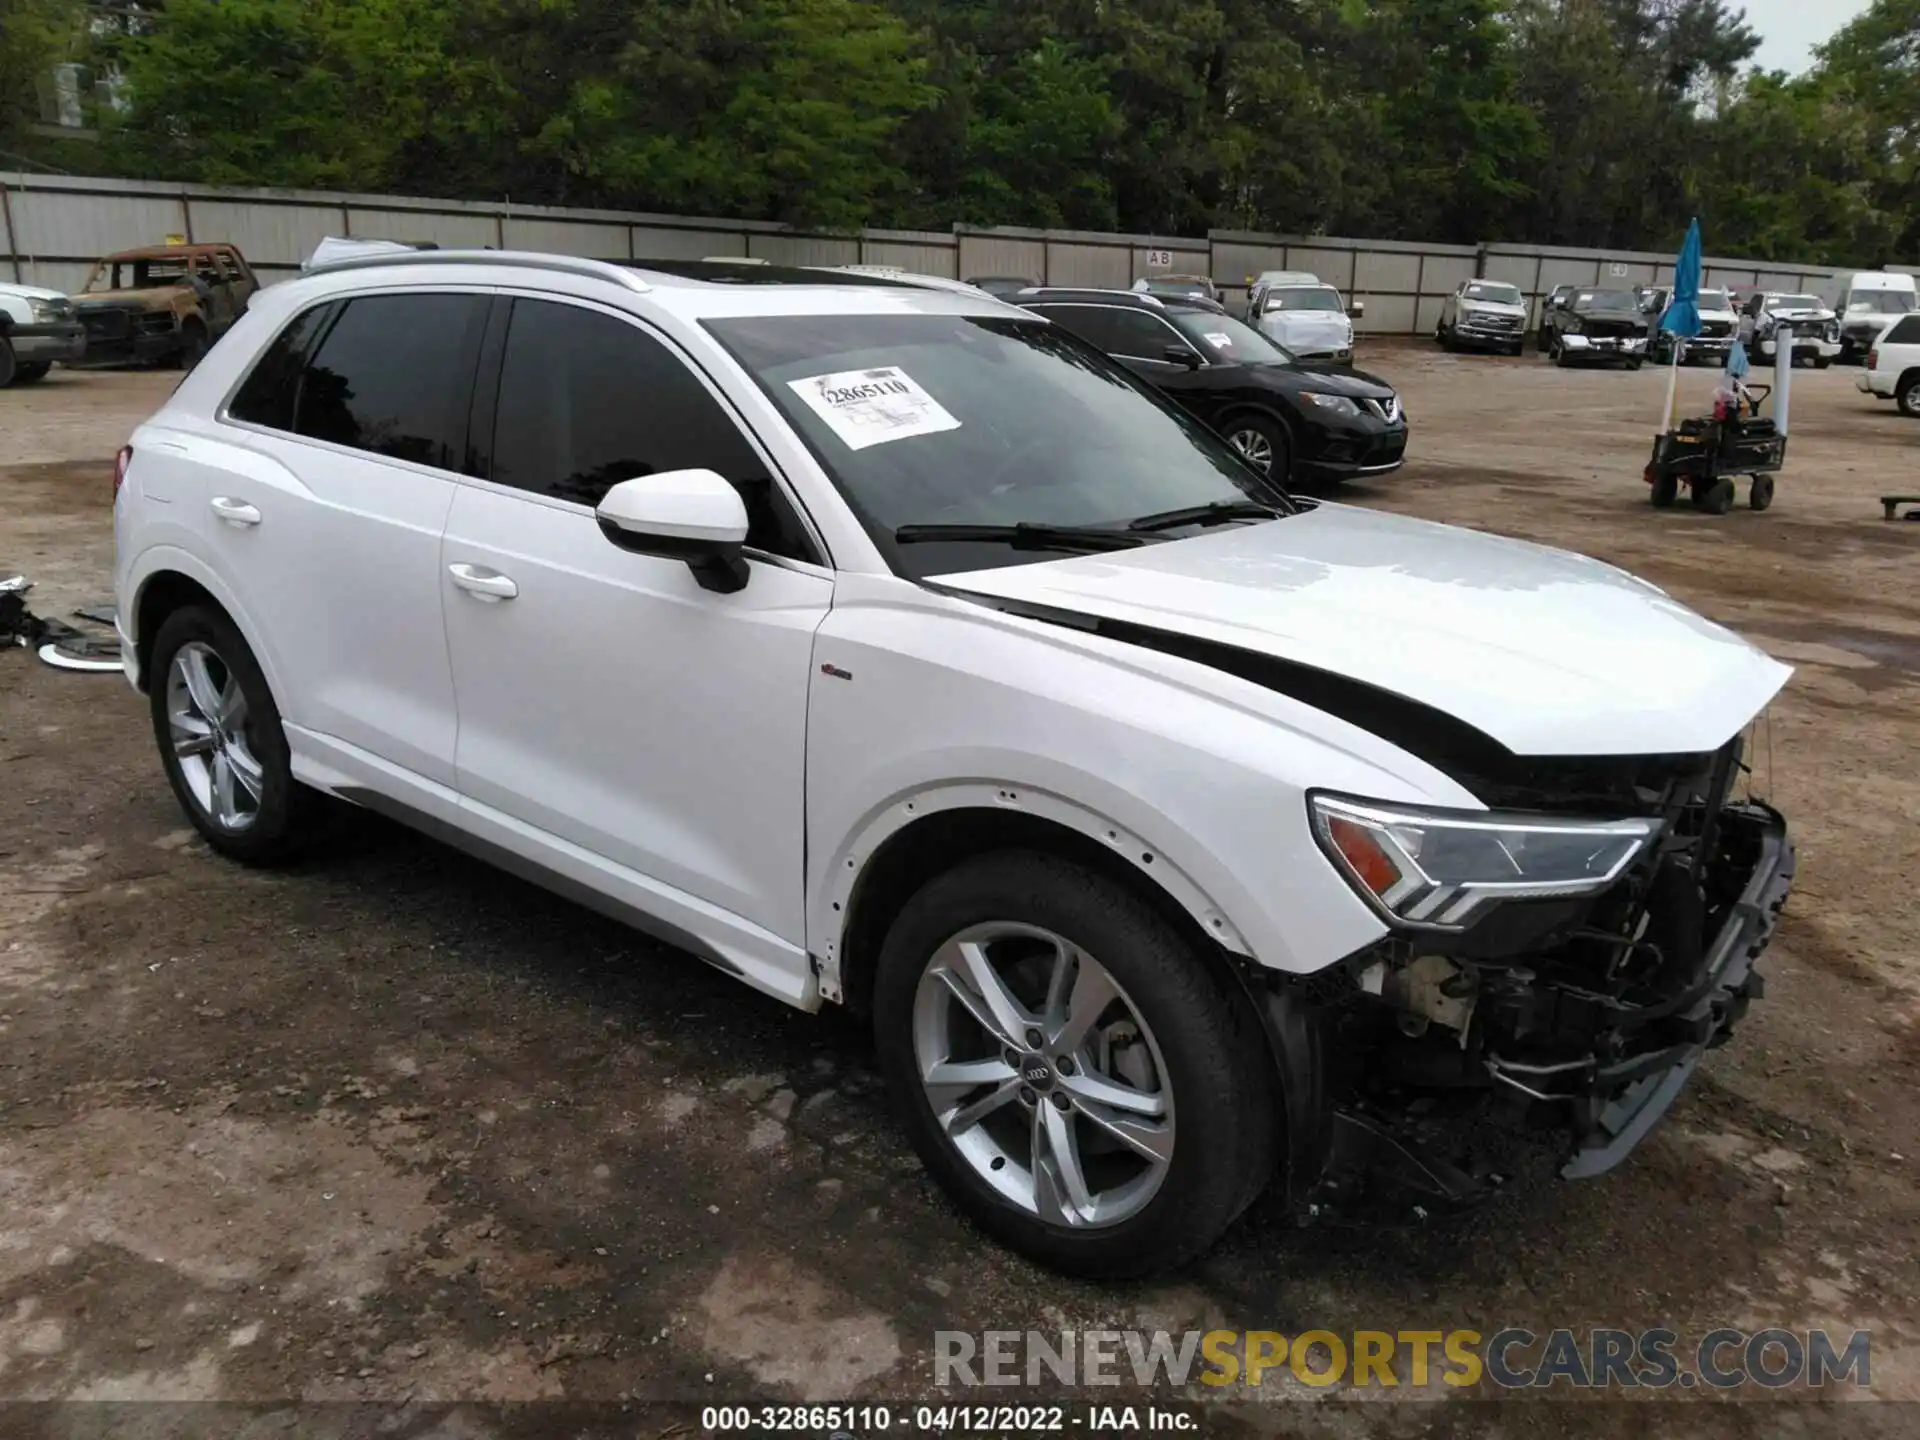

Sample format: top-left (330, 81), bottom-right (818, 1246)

top-left (213, 288), bottom-right (489, 790)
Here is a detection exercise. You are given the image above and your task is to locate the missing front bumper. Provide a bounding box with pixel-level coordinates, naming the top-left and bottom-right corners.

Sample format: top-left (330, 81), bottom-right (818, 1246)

top-left (1253, 800), bottom-right (1795, 1218)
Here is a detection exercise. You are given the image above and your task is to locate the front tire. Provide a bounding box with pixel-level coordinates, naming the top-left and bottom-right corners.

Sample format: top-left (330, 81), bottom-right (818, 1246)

top-left (148, 604), bottom-right (328, 864)
top-left (0, 335), bottom-right (16, 388)
top-left (872, 852), bottom-right (1275, 1278)
top-left (12, 362), bottom-right (51, 384)
top-left (1695, 477), bottom-right (1736, 515)
top-left (1223, 412), bottom-right (1292, 484)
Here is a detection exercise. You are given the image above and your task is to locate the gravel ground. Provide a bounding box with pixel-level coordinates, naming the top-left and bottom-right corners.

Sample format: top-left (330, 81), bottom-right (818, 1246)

top-left (1, 347), bottom-right (1917, 1436)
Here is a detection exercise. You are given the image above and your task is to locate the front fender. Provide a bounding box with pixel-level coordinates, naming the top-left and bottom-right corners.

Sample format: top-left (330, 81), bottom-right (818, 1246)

top-left (810, 775), bottom-right (1257, 1002)
top-left (804, 578), bottom-right (1423, 992)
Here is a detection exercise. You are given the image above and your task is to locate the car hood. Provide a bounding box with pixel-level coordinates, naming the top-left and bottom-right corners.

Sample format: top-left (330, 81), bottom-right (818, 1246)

top-left (1572, 305), bottom-right (1646, 325)
top-left (1260, 361), bottom-right (1395, 400)
top-left (934, 503), bottom-right (1790, 759)
top-left (1458, 301), bottom-right (1528, 321)
top-left (1259, 310), bottom-right (1352, 354)
top-left (73, 288), bottom-right (179, 308)
top-left (0, 282), bottom-right (69, 303)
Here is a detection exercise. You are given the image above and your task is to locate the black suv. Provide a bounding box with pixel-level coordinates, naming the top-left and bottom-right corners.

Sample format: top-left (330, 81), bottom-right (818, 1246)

top-left (1016, 289), bottom-right (1406, 484)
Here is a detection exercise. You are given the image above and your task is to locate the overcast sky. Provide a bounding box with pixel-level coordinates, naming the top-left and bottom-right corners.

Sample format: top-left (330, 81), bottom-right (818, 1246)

top-left (1741, 0), bottom-right (1874, 73)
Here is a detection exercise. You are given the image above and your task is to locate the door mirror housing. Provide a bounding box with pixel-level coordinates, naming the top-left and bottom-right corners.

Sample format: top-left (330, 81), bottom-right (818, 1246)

top-left (595, 469), bottom-right (751, 594)
top-left (1348, 298), bottom-right (1366, 319)
top-left (1162, 345), bottom-right (1203, 370)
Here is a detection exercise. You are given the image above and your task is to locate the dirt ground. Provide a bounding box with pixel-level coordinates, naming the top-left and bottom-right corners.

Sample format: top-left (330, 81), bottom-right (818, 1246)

top-left (2, 346), bottom-right (1918, 1437)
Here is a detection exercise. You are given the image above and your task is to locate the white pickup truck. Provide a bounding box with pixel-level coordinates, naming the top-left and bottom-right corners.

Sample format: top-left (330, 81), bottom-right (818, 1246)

top-left (0, 280), bottom-right (87, 386)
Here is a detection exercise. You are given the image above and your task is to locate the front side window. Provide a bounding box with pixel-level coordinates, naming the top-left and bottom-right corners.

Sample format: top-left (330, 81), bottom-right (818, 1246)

top-left (294, 292), bottom-right (486, 469)
top-left (487, 297), bottom-right (815, 561)
top-left (707, 313), bottom-right (1291, 579)
top-left (1102, 309), bottom-right (1192, 359)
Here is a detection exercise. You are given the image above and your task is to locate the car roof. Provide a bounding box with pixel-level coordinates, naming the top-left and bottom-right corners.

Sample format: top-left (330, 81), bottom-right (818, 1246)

top-left (267, 250), bottom-right (1021, 322)
top-left (1015, 287), bottom-right (1214, 314)
top-left (102, 244), bottom-right (235, 261)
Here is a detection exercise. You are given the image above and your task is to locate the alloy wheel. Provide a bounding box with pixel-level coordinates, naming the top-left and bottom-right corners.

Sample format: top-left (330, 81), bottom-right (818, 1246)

top-left (1227, 428), bottom-right (1273, 474)
top-left (911, 922), bottom-right (1175, 1229)
top-left (166, 640), bottom-right (264, 830)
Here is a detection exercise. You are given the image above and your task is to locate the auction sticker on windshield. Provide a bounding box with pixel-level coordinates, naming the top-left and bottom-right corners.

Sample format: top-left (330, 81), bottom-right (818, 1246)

top-left (787, 367), bottom-right (961, 451)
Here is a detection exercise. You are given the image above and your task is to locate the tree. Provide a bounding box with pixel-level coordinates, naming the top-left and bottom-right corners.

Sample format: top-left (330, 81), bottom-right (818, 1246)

top-left (511, 0), bottom-right (935, 229)
top-left (101, 0), bottom-right (509, 193)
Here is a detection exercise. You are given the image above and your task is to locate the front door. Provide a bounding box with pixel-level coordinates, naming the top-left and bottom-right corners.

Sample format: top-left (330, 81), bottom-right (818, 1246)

top-left (440, 294), bottom-right (832, 987)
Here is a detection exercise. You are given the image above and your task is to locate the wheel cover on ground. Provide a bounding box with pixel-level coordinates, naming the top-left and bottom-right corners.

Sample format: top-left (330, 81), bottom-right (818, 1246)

top-left (1227, 427), bottom-right (1274, 474)
top-left (166, 641), bottom-right (264, 830)
top-left (911, 922), bottom-right (1175, 1229)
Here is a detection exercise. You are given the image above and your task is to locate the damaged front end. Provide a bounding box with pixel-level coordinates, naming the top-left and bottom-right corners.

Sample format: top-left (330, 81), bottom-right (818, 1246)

top-left (1252, 734), bottom-right (1795, 1219)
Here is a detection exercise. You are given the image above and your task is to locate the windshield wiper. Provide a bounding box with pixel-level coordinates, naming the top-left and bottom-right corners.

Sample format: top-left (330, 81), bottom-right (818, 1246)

top-left (893, 522), bottom-right (1148, 553)
top-left (1124, 499), bottom-right (1288, 533)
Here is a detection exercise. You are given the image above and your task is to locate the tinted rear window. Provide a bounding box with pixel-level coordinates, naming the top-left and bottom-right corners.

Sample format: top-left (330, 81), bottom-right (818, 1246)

top-left (293, 293), bottom-right (486, 469)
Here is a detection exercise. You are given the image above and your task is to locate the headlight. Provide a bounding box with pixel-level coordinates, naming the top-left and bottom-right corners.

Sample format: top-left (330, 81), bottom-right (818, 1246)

top-left (1308, 794), bottom-right (1660, 931)
top-left (1300, 392), bottom-right (1361, 415)
top-left (28, 298), bottom-right (66, 323)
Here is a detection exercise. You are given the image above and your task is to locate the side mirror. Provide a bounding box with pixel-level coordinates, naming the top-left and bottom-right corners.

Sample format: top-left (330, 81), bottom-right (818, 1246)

top-left (1348, 299), bottom-right (1366, 319)
top-left (1163, 345), bottom-right (1203, 370)
top-left (595, 468), bottom-right (751, 594)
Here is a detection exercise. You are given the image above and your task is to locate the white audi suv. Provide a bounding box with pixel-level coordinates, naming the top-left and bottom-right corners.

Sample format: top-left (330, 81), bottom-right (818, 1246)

top-left (114, 252), bottom-right (1795, 1275)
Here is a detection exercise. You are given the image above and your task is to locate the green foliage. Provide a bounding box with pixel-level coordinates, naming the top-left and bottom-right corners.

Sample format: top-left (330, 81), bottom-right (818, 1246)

top-left (98, 0), bottom-right (510, 193)
top-left (17, 0), bottom-right (1915, 262)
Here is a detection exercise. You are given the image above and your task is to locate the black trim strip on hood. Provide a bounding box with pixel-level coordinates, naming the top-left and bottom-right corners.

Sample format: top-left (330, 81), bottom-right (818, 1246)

top-left (928, 584), bottom-right (1714, 810)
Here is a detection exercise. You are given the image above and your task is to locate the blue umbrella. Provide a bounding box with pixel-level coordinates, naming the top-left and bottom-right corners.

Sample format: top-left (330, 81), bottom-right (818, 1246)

top-left (1661, 218), bottom-right (1704, 341)
top-left (1659, 218), bottom-right (1704, 430)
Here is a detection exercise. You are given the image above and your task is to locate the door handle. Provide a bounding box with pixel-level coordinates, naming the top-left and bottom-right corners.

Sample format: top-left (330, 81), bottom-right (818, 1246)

top-left (447, 563), bottom-right (518, 601)
top-left (209, 496), bottom-right (261, 527)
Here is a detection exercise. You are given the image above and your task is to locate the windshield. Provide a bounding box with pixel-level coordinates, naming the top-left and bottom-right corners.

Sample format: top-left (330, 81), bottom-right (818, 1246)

top-left (1575, 290), bottom-right (1636, 310)
top-left (1846, 290), bottom-right (1915, 314)
top-left (706, 313), bottom-right (1290, 578)
top-left (1462, 282), bottom-right (1522, 305)
top-left (1264, 286), bottom-right (1343, 313)
top-left (1774, 295), bottom-right (1823, 310)
top-left (1699, 289), bottom-right (1731, 309)
top-left (1167, 312), bottom-right (1293, 364)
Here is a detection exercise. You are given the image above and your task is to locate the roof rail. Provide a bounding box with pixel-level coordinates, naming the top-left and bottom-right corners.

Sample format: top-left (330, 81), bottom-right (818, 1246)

top-left (305, 248), bottom-right (651, 292)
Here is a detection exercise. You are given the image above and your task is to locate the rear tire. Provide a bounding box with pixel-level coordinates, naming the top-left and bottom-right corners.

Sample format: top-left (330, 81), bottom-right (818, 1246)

top-left (1897, 374), bottom-right (1920, 418)
top-left (148, 604), bottom-right (331, 865)
top-left (872, 851), bottom-right (1276, 1278)
top-left (1750, 474), bottom-right (1775, 512)
top-left (1651, 473), bottom-right (1679, 508)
